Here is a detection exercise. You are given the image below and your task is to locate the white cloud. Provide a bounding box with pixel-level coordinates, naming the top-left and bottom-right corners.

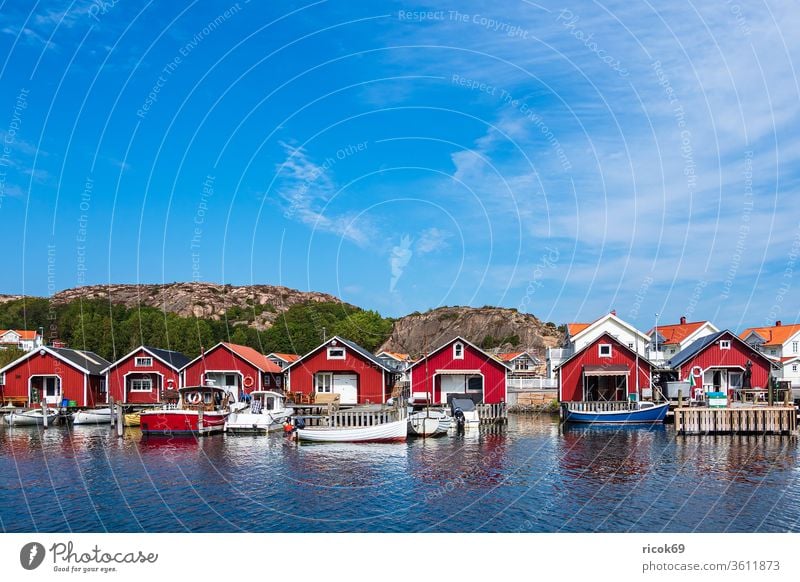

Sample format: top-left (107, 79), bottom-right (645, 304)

top-left (415, 227), bottom-right (452, 254)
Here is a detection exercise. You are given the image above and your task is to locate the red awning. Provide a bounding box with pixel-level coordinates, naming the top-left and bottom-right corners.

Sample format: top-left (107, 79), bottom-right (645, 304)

top-left (583, 365), bottom-right (630, 376)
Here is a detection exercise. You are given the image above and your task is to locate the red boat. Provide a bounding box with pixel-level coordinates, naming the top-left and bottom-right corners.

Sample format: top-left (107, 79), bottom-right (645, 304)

top-left (139, 385), bottom-right (233, 436)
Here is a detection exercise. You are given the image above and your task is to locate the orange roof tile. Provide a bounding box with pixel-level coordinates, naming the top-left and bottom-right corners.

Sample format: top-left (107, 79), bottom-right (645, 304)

top-left (223, 343), bottom-right (282, 373)
top-left (497, 352), bottom-right (525, 361)
top-left (740, 324), bottom-right (800, 347)
top-left (270, 352), bottom-right (300, 362)
top-left (0, 329), bottom-right (39, 341)
top-left (380, 351), bottom-right (411, 361)
top-left (567, 323), bottom-right (590, 336)
top-left (647, 321), bottom-right (705, 345)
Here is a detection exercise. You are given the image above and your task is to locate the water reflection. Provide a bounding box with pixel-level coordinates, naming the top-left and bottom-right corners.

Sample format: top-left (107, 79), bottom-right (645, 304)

top-left (1, 417), bottom-right (798, 532)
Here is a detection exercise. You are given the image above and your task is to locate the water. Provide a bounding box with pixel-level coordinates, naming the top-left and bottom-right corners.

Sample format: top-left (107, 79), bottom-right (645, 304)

top-left (1, 415), bottom-right (799, 532)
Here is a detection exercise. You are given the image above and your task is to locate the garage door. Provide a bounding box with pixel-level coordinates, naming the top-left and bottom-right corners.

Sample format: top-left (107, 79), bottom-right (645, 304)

top-left (439, 374), bottom-right (483, 404)
top-left (333, 374), bottom-right (358, 404)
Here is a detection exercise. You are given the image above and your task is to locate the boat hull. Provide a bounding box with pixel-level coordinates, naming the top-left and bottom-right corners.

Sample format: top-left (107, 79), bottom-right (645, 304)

top-left (561, 403), bottom-right (669, 424)
top-left (72, 408), bottom-right (112, 425)
top-left (408, 411), bottom-right (450, 437)
top-left (123, 413), bottom-right (141, 427)
top-left (3, 409), bottom-right (59, 426)
top-left (296, 418), bottom-right (407, 443)
top-left (225, 409), bottom-right (292, 433)
top-left (139, 410), bottom-right (228, 435)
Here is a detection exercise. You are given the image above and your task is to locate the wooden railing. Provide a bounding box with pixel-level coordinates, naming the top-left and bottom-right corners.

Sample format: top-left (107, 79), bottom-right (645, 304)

top-left (476, 402), bottom-right (507, 424)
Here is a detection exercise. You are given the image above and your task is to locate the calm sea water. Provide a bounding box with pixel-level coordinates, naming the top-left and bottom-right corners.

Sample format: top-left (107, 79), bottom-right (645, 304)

top-left (1, 415), bottom-right (798, 533)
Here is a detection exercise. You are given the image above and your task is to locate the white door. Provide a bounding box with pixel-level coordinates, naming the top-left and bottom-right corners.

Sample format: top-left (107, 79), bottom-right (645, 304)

top-left (333, 374), bottom-right (358, 404)
top-left (42, 377), bottom-right (61, 405)
top-left (439, 375), bottom-right (467, 405)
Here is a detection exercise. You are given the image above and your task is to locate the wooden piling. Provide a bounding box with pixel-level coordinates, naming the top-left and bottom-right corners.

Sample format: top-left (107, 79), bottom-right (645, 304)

top-left (197, 407), bottom-right (204, 435)
top-left (41, 400), bottom-right (48, 429)
top-left (110, 397), bottom-right (116, 427)
top-left (116, 403), bottom-right (123, 437)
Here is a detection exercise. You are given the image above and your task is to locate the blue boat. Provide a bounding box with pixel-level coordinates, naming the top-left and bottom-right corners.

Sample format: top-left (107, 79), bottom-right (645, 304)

top-left (561, 401), bottom-right (669, 424)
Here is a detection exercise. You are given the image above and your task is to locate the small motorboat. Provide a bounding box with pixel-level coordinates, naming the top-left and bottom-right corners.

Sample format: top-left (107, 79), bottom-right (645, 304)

top-left (139, 385), bottom-right (233, 436)
top-left (72, 408), bottom-right (113, 425)
top-left (123, 412), bottom-right (141, 427)
top-left (450, 398), bottom-right (480, 430)
top-left (225, 390), bottom-right (293, 434)
top-left (296, 418), bottom-right (408, 443)
top-left (3, 408), bottom-right (59, 427)
top-left (561, 401), bottom-right (669, 424)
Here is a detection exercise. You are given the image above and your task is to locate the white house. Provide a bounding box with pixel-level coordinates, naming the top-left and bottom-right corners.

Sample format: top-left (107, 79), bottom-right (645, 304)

top-left (646, 316), bottom-right (719, 364)
top-left (0, 329), bottom-right (43, 352)
top-left (740, 321), bottom-right (800, 389)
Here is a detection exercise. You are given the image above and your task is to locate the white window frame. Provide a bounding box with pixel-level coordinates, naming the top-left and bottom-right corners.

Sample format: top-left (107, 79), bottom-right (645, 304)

top-left (793, 342), bottom-right (798, 354)
top-left (316, 372), bottom-right (333, 393)
top-left (598, 344), bottom-right (612, 358)
top-left (135, 357), bottom-right (153, 367)
top-left (720, 340), bottom-right (731, 350)
top-left (793, 364), bottom-right (798, 373)
top-left (327, 347), bottom-right (346, 360)
top-left (770, 349), bottom-right (778, 356)
top-left (130, 377), bottom-right (153, 392)
top-left (453, 343), bottom-right (464, 360)
top-left (0, 372), bottom-right (5, 386)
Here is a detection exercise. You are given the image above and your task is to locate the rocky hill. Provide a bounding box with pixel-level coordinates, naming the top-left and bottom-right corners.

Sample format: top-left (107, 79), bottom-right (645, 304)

top-left (0, 294), bottom-right (24, 305)
top-left (379, 306), bottom-right (562, 358)
top-left (50, 283), bottom-right (346, 331)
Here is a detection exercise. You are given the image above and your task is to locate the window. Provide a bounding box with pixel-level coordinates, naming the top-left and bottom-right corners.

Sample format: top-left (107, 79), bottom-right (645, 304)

top-left (720, 340), bottom-right (731, 350)
top-left (514, 360), bottom-right (529, 371)
top-left (0, 372), bottom-right (4, 385)
top-left (135, 357), bottom-right (153, 367)
top-left (628, 342), bottom-right (634, 350)
top-left (316, 373), bottom-right (332, 393)
top-left (793, 342), bottom-right (798, 354)
top-left (598, 344), bottom-right (612, 357)
top-left (453, 343), bottom-right (464, 359)
top-left (793, 365), bottom-right (798, 373)
top-left (771, 349), bottom-right (778, 356)
top-left (130, 378), bottom-right (153, 392)
top-left (264, 375), bottom-right (271, 386)
top-left (327, 347), bottom-right (346, 360)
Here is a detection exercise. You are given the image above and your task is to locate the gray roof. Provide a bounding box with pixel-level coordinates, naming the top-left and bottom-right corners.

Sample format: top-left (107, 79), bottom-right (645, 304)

top-left (334, 337), bottom-right (394, 371)
top-left (144, 346), bottom-right (191, 370)
top-left (51, 347), bottom-right (111, 375)
top-left (666, 330), bottom-right (728, 368)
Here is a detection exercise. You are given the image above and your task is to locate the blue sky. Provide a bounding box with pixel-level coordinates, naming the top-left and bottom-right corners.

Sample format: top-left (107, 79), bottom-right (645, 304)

top-left (0, 1), bottom-right (798, 330)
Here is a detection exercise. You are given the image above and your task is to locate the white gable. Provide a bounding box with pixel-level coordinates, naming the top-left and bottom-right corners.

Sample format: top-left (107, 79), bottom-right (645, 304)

top-left (571, 314), bottom-right (650, 356)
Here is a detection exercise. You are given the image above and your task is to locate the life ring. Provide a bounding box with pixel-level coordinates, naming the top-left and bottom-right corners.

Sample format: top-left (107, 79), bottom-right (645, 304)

top-left (243, 376), bottom-right (254, 388)
top-left (691, 366), bottom-right (703, 378)
top-left (185, 392), bottom-right (201, 405)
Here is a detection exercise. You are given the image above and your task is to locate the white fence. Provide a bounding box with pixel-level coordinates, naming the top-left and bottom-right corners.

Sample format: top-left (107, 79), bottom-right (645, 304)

top-left (507, 378), bottom-right (558, 391)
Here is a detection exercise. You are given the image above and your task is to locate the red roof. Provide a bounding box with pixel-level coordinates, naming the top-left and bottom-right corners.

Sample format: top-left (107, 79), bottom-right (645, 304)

top-left (647, 321), bottom-right (706, 345)
top-left (740, 324), bottom-right (800, 347)
top-left (497, 352), bottom-right (525, 361)
top-left (223, 343), bottom-right (282, 373)
top-left (0, 329), bottom-right (39, 341)
top-left (380, 351), bottom-right (411, 361)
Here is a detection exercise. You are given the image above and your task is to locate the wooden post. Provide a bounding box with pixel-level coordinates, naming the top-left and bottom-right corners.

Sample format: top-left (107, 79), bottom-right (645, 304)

top-left (197, 407), bottom-right (204, 435)
top-left (110, 397), bottom-right (116, 427)
top-left (41, 400), bottom-right (48, 429)
top-left (769, 385), bottom-right (774, 406)
top-left (785, 387), bottom-right (791, 407)
top-left (677, 389), bottom-right (683, 409)
top-left (116, 403), bottom-right (123, 437)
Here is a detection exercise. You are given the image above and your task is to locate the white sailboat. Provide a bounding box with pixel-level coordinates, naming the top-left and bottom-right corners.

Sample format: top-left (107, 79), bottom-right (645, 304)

top-left (4, 408), bottom-right (59, 427)
top-left (225, 391), bottom-right (293, 433)
top-left (296, 418), bottom-right (408, 443)
top-left (72, 408), bottom-right (113, 425)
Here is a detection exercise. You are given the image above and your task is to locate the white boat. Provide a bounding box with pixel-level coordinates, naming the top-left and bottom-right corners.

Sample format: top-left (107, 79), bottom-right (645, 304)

top-left (449, 398), bottom-right (480, 430)
top-left (72, 408), bottom-right (113, 425)
top-left (225, 391), bottom-right (293, 434)
top-left (3, 408), bottom-right (59, 427)
top-left (296, 418), bottom-right (408, 443)
top-left (408, 409), bottom-right (450, 437)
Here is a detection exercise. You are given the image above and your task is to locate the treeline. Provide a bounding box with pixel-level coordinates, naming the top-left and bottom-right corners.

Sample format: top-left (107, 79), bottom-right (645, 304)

top-left (0, 298), bottom-right (394, 362)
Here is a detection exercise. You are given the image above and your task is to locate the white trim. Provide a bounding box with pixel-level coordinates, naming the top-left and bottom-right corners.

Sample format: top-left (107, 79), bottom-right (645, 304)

top-left (122, 371), bottom-right (164, 403)
top-left (409, 336), bottom-right (512, 372)
top-left (453, 342), bottom-right (465, 360)
top-left (179, 342), bottom-right (275, 374)
top-left (719, 340), bottom-right (731, 350)
top-left (433, 370), bottom-right (485, 405)
top-left (284, 336), bottom-right (395, 373)
top-left (598, 344), bottom-right (613, 358)
top-left (327, 346), bottom-right (346, 360)
top-left (28, 374), bottom-right (62, 405)
top-left (0, 345), bottom-right (92, 376)
top-left (570, 313), bottom-right (651, 347)
top-left (134, 356), bottom-right (153, 367)
top-left (101, 346), bottom-right (187, 374)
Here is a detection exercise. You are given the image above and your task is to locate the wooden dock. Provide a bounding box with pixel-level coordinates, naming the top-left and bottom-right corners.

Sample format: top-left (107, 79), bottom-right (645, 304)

top-left (675, 405), bottom-right (797, 435)
top-left (477, 402), bottom-right (508, 424)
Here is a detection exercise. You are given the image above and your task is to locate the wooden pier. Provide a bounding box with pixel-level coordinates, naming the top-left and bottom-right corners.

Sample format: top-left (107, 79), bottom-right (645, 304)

top-left (477, 402), bottom-right (508, 424)
top-left (675, 405), bottom-right (797, 435)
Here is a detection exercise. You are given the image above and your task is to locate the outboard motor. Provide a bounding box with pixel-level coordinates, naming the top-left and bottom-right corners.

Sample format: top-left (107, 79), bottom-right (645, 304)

top-left (294, 416), bottom-right (306, 430)
top-left (453, 407), bottom-right (465, 434)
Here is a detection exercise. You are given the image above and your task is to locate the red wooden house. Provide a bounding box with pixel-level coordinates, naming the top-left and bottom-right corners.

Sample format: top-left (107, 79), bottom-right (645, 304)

top-left (285, 336), bottom-right (397, 405)
top-left (557, 333), bottom-right (653, 402)
top-left (103, 346), bottom-right (190, 405)
top-left (181, 342), bottom-right (283, 400)
top-left (0, 346), bottom-right (110, 407)
top-left (409, 337), bottom-right (509, 405)
top-left (667, 330), bottom-right (776, 399)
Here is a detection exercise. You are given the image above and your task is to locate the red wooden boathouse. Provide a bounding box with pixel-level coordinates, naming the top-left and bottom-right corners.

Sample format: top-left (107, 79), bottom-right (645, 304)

top-left (557, 333), bottom-right (653, 402)
top-left (409, 337), bottom-right (509, 405)
top-left (285, 336), bottom-right (397, 405)
top-left (103, 346), bottom-right (190, 405)
top-left (0, 346), bottom-right (110, 407)
top-left (181, 342), bottom-right (283, 400)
